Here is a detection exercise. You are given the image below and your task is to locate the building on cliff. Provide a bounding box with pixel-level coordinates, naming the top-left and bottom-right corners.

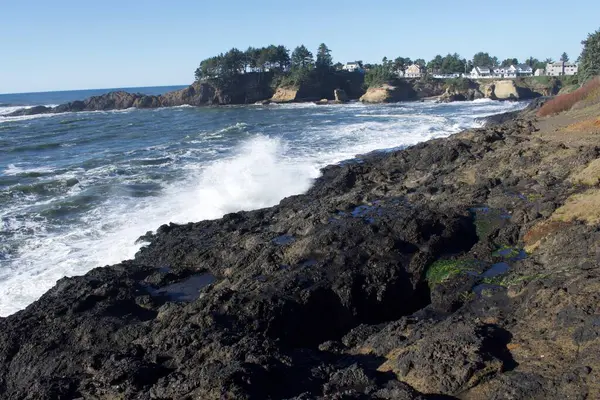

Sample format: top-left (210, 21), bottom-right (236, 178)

top-left (493, 66), bottom-right (517, 78)
top-left (546, 61), bottom-right (578, 76)
top-left (342, 62), bottom-right (364, 73)
top-left (470, 66), bottom-right (492, 78)
top-left (474, 64), bottom-right (533, 79)
top-left (405, 64), bottom-right (425, 78)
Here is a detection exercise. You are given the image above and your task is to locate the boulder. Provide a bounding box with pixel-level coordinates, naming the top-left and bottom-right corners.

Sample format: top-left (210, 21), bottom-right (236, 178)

top-left (439, 87), bottom-right (484, 103)
top-left (271, 87), bottom-right (299, 103)
top-left (360, 83), bottom-right (414, 103)
top-left (334, 88), bottom-right (349, 103)
top-left (6, 105), bottom-right (52, 116)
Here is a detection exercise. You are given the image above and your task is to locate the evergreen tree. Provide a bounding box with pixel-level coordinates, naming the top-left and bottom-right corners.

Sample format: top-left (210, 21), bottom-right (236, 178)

top-left (501, 58), bottom-right (519, 67)
top-left (579, 28), bottom-right (600, 82)
top-left (274, 45), bottom-right (291, 71)
top-left (315, 43), bottom-right (333, 71)
top-left (526, 57), bottom-right (546, 71)
top-left (560, 52), bottom-right (569, 62)
top-left (290, 45), bottom-right (314, 84)
top-left (223, 48), bottom-right (245, 75)
top-left (364, 62), bottom-right (395, 88)
top-left (393, 57), bottom-right (409, 74)
top-left (291, 45), bottom-right (314, 69)
top-left (427, 55), bottom-right (443, 73)
top-left (472, 52), bottom-right (498, 67)
top-left (440, 53), bottom-right (465, 74)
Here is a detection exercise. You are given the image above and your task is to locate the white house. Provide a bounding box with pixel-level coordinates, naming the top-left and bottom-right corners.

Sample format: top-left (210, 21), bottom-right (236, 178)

top-left (470, 66), bottom-right (492, 78)
top-left (493, 66), bottom-right (517, 78)
top-left (516, 64), bottom-right (533, 76)
top-left (342, 62), bottom-right (363, 73)
top-left (534, 68), bottom-right (545, 76)
top-left (405, 64), bottom-right (425, 78)
top-left (546, 62), bottom-right (578, 76)
top-left (489, 64), bottom-right (531, 78)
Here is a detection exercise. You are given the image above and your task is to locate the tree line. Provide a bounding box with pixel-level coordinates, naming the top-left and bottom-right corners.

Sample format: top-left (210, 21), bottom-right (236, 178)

top-left (194, 43), bottom-right (336, 86)
top-left (194, 38), bottom-right (599, 88)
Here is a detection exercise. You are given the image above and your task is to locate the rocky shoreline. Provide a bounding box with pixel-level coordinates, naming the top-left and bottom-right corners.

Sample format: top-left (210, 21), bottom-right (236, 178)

top-left (2, 98), bottom-right (600, 399)
top-left (4, 76), bottom-right (566, 118)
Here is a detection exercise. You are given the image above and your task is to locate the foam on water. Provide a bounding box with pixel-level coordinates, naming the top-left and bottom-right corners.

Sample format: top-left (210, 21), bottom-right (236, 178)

top-left (0, 105), bottom-right (56, 116)
top-left (0, 99), bottom-right (526, 316)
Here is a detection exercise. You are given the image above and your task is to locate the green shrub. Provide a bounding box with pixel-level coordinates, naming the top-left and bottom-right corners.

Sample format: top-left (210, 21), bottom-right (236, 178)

top-left (426, 259), bottom-right (477, 286)
top-left (445, 77), bottom-right (471, 91)
top-left (364, 65), bottom-right (395, 88)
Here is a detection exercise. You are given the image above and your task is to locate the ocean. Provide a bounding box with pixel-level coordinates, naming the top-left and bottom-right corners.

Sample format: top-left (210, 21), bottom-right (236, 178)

top-left (0, 87), bottom-right (526, 316)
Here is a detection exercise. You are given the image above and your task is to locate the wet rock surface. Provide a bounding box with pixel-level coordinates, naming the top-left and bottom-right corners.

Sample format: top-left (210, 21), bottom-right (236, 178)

top-left (2, 106), bottom-right (600, 399)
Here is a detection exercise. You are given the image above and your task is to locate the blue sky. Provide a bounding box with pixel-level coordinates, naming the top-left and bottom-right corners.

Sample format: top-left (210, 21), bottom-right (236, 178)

top-left (1, 0), bottom-right (599, 94)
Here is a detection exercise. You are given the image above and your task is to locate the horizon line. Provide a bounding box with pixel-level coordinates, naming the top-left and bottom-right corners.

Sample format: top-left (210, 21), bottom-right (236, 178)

top-left (0, 83), bottom-right (190, 96)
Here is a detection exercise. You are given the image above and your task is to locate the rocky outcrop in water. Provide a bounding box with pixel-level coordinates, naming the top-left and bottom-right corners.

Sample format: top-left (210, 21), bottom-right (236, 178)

top-left (360, 79), bottom-right (448, 103)
top-left (3, 100), bottom-right (600, 398)
top-left (271, 87), bottom-right (300, 103)
top-left (8, 74), bottom-right (276, 116)
top-left (7, 72), bottom-right (365, 116)
top-left (360, 82), bottom-right (417, 103)
top-left (439, 77), bottom-right (563, 103)
top-left (334, 88), bottom-right (349, 103)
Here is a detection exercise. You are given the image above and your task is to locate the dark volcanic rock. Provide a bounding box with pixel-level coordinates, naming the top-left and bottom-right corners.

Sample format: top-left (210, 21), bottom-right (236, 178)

top-left (483, 97), bottom-right (549, 126)
top-left (4, 73), bottom-right (277, 117)
top-left (4, 71), bottom-right (365, 117)
top-left (2, 104), bottom-right (600, 398)
top-left (7, 105), bottom-right (53, 116)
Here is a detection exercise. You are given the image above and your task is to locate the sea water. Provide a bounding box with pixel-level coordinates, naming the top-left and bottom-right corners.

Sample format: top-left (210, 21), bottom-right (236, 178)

top-left (0, 87), bottom-right (525, 316)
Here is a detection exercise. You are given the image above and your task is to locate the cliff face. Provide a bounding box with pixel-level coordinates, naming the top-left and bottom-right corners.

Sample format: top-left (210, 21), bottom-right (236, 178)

top-left (161, 73), bottom-right (275, 106)
top-left (359, 82), bottom-right (416, 103)
top-left (440, 77), bottom-right (563, 103)
top-left (7, 72), bottom-right (364, 116)
top-left (3, 76), bottom-right (569, 117)
top-left (359, 78), bottom-right (445, 103)
top-left (271, 71), bottom-right (365, 103)
top-left (7, 73), bottom-right (276, 116)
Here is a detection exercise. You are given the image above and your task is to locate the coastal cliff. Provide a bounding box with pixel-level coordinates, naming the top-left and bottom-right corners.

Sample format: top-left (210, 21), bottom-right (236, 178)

top-left (438, 76), bottom-right (565, 102)
top-left (359, 77), bottom-right (564, 104)
top-left (4, 76), bottom-right (571, 117)
top-left (8, 73), bottom-right (277, 116)
top-left (2, 92), bottom-right (600, 398)
top-left (359, 78), bottom-right (447, 103)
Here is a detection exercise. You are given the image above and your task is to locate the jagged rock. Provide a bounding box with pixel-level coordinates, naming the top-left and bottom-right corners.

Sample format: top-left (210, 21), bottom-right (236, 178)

top-left (3, 98), bottom-right (600, 399)
top-left (334, 88), bottom-right (349, 103)
top-left (492, 80), bottom-right (520, 100)
top-left (376, 319), bottom-right (513, 395)
top-left (439, 79), bottom-right (484, 102)
top-left (271, 86), bottom-right (299, 103)
top-left (410, 78), bottom-right (447, 99)
top-left (360, 82), bottom-right (416, 103)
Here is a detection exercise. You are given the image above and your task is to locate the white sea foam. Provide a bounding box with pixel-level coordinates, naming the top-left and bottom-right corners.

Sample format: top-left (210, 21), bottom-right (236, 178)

top-left (0, 106), bottom-right (137, 124)
top-left (3, 164), bottom-right (56, 176)
top-left (0, 99), bottom-right (527, 316)
top-left (0, 137), bottom-right (317, 315)
top-left (0, 104), bottom-right (58, 116)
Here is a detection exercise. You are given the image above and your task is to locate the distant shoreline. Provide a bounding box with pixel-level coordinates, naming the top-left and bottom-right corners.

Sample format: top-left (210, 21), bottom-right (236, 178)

top-left (0, 84), bottom-right (189, 97)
